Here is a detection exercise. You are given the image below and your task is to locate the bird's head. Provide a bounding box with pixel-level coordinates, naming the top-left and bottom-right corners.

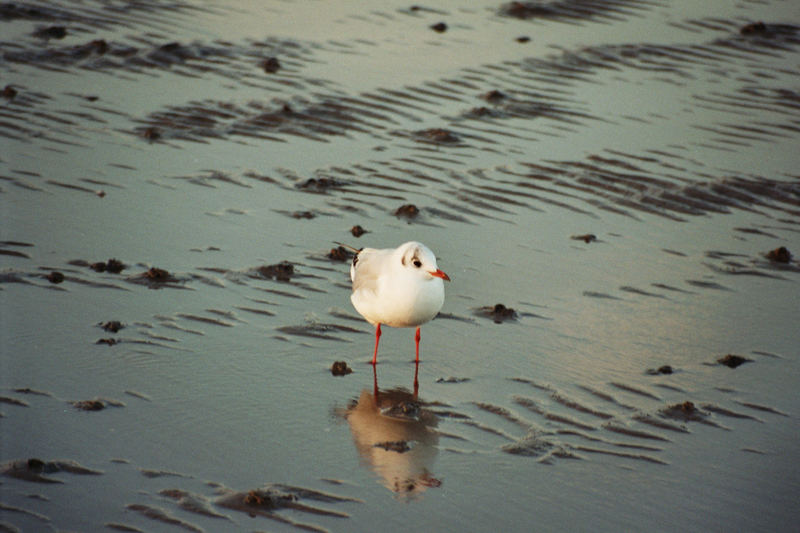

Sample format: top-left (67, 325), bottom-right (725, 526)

top-left (398, 242), bottom-right (450, 282)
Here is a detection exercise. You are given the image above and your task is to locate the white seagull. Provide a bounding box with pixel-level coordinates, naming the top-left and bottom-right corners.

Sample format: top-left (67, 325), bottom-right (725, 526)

top-left (348, 241), bottom-right (450, 365)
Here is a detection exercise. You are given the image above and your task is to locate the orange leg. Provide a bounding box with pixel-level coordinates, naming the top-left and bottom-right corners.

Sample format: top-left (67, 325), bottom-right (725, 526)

top-left (414, 326), bottom-right (421, 363)
top-left (371, 323), bottom-right (382, 365)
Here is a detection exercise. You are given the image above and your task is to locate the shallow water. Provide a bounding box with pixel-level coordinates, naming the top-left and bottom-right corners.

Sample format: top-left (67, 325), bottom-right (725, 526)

top-left (2, 1), bottom-right (799, 531)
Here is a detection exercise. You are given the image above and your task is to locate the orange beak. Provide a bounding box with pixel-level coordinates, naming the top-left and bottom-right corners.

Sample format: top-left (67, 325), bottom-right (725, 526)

top-left (429, 269), bottom-right (451, 281)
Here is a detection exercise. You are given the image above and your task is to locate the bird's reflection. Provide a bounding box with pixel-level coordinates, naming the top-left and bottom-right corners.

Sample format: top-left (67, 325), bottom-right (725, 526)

top-left (343, 364), bottom-right (440, 499)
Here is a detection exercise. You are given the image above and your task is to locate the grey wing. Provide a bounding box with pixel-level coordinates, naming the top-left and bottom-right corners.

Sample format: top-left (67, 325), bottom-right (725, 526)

top-left (351, 248), bottom-right (386, 293)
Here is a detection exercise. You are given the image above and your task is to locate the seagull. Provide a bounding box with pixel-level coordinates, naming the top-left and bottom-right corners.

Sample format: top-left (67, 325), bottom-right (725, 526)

top-left (347, 241), bottom-right (450, 365)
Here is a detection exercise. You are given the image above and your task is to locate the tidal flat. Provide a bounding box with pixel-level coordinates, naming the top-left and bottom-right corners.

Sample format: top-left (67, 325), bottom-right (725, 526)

top-left (1, 1), bottom-right (799, 531)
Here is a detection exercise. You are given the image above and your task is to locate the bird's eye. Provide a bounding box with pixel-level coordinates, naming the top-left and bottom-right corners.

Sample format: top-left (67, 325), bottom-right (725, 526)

top-left (413, 259), bottom-right (422, 268)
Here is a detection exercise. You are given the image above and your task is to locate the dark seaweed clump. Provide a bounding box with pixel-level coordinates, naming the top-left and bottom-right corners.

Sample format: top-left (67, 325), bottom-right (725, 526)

top-left (46, 271), bottom-right (65, 283)
top-left (144, 267), bottom-right (170, 280)
top-left (474, 303), bottom-right (518, 323)
top-left (296, 177), bottom-right (346, 193)
top-left (215, 483), bottom-right (357, 519)
top-left (395, 204), bottom-right (420, 220)
top-left (99, 320), bottom-right (124, 333)
top-left (141, 127), bottom-right (161, 141)
top-left (571, 234), bottom-right (597, 243)
top-left (646, 365), bottom-right (673, 375)
top-left (258, 261), bottom-right (295, 281)
top-left (328, 246), bottom-right (354, 262)
top-left (660, 401), bottom-right (709, 423)
top-left (436, 376), bottom-right (471, 383)
top-left (415, 128), bottom-right (460, 144)
top-left (262, 56), bottom-right (281, 73)
top-left (765, 246), bottom-right (792, 263)
top-left (72, 399), bottom-right (106, 411)
top-left (483, 89), bottom-right (507, 103)
top-left (331, 361), bottom-right (352, 376)
top-left (245, 488), bottom-right (294, 507)
top-left (33, 25), bottom-right (67, 39)
top-left (717, 354), bottom-right (751, 368)
top-left (90, 258), bottom-right (126, 273)
top-left (740, 21), bottom-right (767, 35)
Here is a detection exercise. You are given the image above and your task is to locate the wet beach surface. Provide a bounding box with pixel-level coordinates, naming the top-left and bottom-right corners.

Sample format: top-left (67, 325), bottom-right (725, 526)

top-left (2, 1), bottom-right (799, 531)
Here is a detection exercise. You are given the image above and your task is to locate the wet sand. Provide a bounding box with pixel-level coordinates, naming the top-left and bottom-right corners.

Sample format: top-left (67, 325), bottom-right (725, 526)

top-left (2, 1), bottom-right (799, 531)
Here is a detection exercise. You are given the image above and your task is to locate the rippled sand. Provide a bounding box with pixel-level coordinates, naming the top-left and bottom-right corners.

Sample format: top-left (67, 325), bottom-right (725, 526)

top-left (2, 1), bottom-right (799, 531)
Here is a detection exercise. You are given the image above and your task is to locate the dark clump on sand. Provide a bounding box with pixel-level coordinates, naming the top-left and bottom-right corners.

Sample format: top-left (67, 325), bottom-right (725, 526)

top-left (141, 126), bottom-right (161, 141)
top-left (571, 234), bottom-right (597, 243)
top-left (150, 42), bottom-right (197, 64)
top-left (436, 376), bottom-right (471, 384)
top-left (430, 22), bottom-right (447, 33)
top-left (646, 365), bottom-right (674, 375)
top-left (717, 354), bottom-right (752, 368)
top-left (90, 258), bottom-right (126, 273)
top-left (126, 266), bottom-right (180, 288)
top-left (106, 258), bottom-right (126, 273)
top-left (468, 106), bottom-right (504, 118)
top-left (395, 204), bottom-right (420, 219)
top-left (96, 338), bottom-right (118, 346)
top-left (33, 25), bottom-right (67, 39)
top-left (502, 1), bottom-right (557, 19)
top-left (292, 210), bottom-right (316, 219)
top-left (221, 487), bottom-right (298, 513)
top-left (328, 246), bottom-right (354, 262)
top-left (100, 321), bottom-right (124, 333)
top-left (296, 176), bottom-right (345, 193)
top-left (660, 401), bottom-right (709, 423)
top-left (216, 483), bottom-right (358, 518)
top-left (144, 267), bottom-right (171, 280)
top-left (2, 85), bottom-right (17, 99)
top-left (475, 303), bottom-right (518, 323)
top-left (416, 128), bottom-right (460, 144)
top-left (46, 271), bottom-right (65, 283)
top-left (740, 21), bottom-right (767, 35)
top-left (350, 225), bottom-right (366, 237)
top-left (765, 246), bottom-right (792, 263)
top-left (245, 488), bottom-right (296, 508)
top-left (86, 39), bottom-right (109, 55)
top-left (262, 56), bottom-right (281, 73)
top-left (331, 361), bottom-right (352, 376)
top-left (258, 261), bottom-right (294, 281)
top-left (482, 89), bottom-right (507, 103)
top-left (737, 21), bottom-right (798, 39)
top-left (516, 36), bottom-right (531, 43)
top-left (72, 399), bottom-right (106, 411)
